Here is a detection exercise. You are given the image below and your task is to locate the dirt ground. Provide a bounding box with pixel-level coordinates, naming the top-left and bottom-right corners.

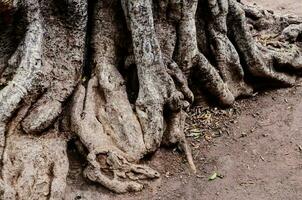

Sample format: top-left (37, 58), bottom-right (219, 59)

top-left (242, 0), bottom-right (302, 16)
top-left (66, 1), bottom-right (302, 200)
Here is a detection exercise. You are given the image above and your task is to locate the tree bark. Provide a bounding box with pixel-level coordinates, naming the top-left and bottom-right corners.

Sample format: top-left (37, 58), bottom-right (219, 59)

top-left (0, 0), bottom-right (301, 197)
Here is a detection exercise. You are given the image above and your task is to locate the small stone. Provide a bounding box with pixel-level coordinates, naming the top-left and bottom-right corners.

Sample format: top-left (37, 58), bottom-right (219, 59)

top-left (241, 132), bottom-right (247, 137)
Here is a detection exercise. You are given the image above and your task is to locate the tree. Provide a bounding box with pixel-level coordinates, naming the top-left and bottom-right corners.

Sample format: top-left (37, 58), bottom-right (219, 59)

top-left (0, 0), bottom-right (301, 198)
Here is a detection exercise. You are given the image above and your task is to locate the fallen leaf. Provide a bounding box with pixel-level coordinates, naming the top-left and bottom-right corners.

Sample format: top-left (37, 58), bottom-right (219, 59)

top-left (209, 172), bottom-right (224, 181)
top-left (188, 129), bottom-right (202, 139)
top-left (209, 172), bottom-right (217, 181)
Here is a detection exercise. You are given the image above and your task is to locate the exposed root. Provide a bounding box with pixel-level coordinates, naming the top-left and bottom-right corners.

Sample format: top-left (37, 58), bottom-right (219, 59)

top-left (172, 0), bottom-right (238, 106)
top-left (193, 53), bottom-right (236, 105)
top-left (206, 0), bottom-right (252, 97)
top-left (228, 0), bottom-right (301, 86)
top-left (67, 1), bottom-right (196, 192)
top-left (70, 78), bottom-right (159, 193)
top-left (124, 0), bottom-right (186, 152)
top-left (282, 24), bottom-right (302, 42)
top-left (0, 0), bottom-right (87, 160)
top-left (163, 110), bottom-right (196, 173)
top-left (1, 105), bottom-right (69, 200)
top-left (0, 0), bottom-right (301, 195)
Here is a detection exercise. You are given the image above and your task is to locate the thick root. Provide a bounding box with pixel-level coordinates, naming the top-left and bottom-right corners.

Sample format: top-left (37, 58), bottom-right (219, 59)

top-left (68, 2), bottom-right (196, 193)
top-left (0, 0), bottom-right (301, 195)
top-left (70, 78), bottom-right (160, 193)
top-left (163, 110), bottom-right (196, 173)
top-left (206, 0), bottom-right (253, 97)
top-left (228, 0), bottom-right (300, 86)
top-left (124, 0), bottom-right (186, 152)
top-left (2, 133), bottom-right (69, 200)
top-left (0, 0), bottom-right (87, 163)
top-left (1, 106), bottom-right (69, 200)
top-left (282, 24), bottom-right (302, 42)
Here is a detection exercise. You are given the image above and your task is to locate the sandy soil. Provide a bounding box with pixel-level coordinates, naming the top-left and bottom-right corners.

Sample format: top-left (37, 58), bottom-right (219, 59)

top-left (242, 0), bottom-right (302, 16)
top-left (66, 1), bottom-right (302, 199)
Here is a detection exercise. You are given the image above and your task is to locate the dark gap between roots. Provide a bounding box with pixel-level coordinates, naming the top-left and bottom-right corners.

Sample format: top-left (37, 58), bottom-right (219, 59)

top-left (66, 139), bottom-right (88, 183)
top-left (82, 0), bottom-right (95, 84)
top-left (125, 64), bottom-right (139, 104)
top-left (297, 33), bottom-right (302, 42)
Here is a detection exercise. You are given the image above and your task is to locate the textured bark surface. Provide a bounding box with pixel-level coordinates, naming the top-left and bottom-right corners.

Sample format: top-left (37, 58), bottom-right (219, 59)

top-left (0, 0), bottom-right (301, 198)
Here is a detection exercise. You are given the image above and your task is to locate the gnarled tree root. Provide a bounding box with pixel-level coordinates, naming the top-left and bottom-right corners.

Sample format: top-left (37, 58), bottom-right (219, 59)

top-left (0, 0), bottom-right (301, 196)
top-left (0, 105), bottom-right (69, 200)
top-left (67, 1), bottom-right (196, 193)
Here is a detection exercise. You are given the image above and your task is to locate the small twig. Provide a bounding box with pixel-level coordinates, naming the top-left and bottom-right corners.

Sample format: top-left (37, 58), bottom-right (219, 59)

top-left (297, 144), bottom-right (302, 152)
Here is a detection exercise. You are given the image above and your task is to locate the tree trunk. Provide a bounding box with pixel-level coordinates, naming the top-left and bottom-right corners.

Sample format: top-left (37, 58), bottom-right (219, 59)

top-left (0, 0), bottom-right (301, 197)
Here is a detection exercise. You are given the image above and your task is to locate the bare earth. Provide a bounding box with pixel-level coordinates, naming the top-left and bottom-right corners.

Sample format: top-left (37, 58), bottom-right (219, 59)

top-left (242, 0), bottom-right (302, 16)
top-left (66, 1), bottom-right (302, 199)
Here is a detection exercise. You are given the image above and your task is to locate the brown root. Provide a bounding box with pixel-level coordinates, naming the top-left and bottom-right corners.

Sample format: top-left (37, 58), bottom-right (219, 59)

top-left (1, 105), bottom-right (69, 200)
top-left (70, 78), bottom-right (160, 193)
